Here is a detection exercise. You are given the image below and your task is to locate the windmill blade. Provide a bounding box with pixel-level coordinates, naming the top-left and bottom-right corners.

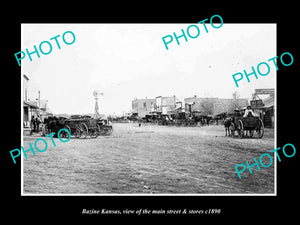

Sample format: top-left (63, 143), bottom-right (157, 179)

top-left (93, 90), bottom-right (104, 97)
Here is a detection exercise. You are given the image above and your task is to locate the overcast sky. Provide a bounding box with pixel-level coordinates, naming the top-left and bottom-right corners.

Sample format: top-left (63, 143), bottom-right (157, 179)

top-left (22, 23), bottom-right (276, 115)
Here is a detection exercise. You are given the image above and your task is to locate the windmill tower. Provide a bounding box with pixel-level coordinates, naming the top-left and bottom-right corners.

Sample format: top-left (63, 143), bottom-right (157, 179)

top-left (93, 90), bottom-right (103, 119)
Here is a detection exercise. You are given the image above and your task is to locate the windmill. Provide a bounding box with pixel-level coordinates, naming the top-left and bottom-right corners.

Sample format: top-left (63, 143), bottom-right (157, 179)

top-left (93, 90), bottom-right (104, 119)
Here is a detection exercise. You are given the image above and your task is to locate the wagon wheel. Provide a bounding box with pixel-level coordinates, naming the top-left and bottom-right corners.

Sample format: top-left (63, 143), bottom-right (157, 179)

top-left (103, 126), bottom-right (113, 136)
top-left (237, 120), bottom-right (244, 138)
top-left (96, 124), bottom-right (105, 135)
top-left (89, 128), bottom-right (98, 138)
top-left (76, 123), bottom-right (88, 139)
top-left (80, 123), bottom-right (88, 138)
top-left (65, 125), bottom-right (71, 134)
top-left (229, 122), bottom-right (235, 137)
top-left (98, 124), bottom-right (109, 135)
top-left (59, 125), bottom-right (71, 140)
top-left (75, 126), bottom-right (81, 138)
top-left (256, 118), bottom-right (264, 138)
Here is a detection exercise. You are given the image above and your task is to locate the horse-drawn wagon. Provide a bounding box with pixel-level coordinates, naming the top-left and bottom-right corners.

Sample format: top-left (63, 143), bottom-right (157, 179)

top-left (63, 115), bottom-right (113, 139)
top-left (45, 115), bottom-right (113, 139)
top-left (226, 116), bottom-right (264, 138)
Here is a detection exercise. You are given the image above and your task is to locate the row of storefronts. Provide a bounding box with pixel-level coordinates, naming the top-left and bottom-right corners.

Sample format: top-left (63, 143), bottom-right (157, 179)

top-left (131, 89), bottom-right (275, 128)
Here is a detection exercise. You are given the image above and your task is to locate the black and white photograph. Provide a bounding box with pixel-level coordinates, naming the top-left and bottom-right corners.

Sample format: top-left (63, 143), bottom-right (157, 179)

top-left (21, 23), bottom-right (276, 195)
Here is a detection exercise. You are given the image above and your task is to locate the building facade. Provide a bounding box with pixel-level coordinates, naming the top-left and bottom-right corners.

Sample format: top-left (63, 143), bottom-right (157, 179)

top-left (23, 74), bottom-right (51, 128)
top-left (155, 96), bottom-right (177, 114)
top-left (184, 95), bottom-right (248, 116)
top-left (131, 96), bottom-right (183, 117)
top-left (251, 89), bottom-right (275, 128)
top-left (23, 75), bottom-right (39, 128)
top-left (131, 98), bottom-right (156, 118)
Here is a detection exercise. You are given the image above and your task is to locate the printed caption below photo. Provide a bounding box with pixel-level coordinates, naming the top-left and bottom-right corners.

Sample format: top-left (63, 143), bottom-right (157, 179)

top-left (82, 208), bottom-right (222, 215)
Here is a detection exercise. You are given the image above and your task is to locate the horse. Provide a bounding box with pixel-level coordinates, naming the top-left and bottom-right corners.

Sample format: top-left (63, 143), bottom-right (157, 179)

top-left (45, 116), bottom-right (65, 137)
top-left (224, 117), bottom-right (233, 136)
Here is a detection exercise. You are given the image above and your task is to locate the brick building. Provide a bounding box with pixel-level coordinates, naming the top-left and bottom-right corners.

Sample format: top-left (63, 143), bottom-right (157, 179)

top-left (184, 95), bottom-right (248, 116)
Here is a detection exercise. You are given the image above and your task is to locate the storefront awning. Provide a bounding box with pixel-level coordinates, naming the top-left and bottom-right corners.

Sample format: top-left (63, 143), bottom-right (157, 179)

top-left (23, 101), bottom-right (39, 109)
top-left (253, 97), bottom-right (274, 109)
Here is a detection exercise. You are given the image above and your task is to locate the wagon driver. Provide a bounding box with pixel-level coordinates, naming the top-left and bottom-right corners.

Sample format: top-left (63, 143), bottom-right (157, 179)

top-left (243, 105), bottom-right (257, 117)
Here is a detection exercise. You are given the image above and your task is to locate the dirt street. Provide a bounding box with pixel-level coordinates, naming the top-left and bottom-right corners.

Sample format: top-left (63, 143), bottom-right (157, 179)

top-left (23, 123), bottom-right (275, 194)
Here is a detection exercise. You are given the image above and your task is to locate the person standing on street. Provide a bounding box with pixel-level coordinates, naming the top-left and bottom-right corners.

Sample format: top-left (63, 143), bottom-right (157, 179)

top-left (36, 115), bottom-right (41, 132)
top-left (31, 115), bottom-right (36, 132)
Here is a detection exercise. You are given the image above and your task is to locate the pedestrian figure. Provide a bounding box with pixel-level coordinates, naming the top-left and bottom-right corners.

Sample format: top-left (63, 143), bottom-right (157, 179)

top-left (31, 115), bottom-right (36, 132)
top-left (41, 123), bottom-right (46, 136)
top-left (36, 116), bottom-right (41, 132)
top-left (35, 117), bottom-right (38, 132)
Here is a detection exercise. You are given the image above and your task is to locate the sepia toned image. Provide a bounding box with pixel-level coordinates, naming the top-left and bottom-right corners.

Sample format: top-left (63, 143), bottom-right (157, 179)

top-left (21, 23), bottom-right (276, 195)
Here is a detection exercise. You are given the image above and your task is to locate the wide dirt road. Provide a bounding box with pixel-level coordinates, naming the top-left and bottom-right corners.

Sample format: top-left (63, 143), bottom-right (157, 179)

top-left (23, 123), bottom-right (275, 194)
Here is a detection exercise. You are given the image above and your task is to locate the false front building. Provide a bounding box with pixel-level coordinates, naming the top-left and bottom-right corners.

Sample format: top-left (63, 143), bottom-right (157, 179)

top-left (131, 98), bottom-right (156, 118)
top-left (184, 95), bottom-right (248, 116)
top-left (131, 95), bottom-right (182, 118)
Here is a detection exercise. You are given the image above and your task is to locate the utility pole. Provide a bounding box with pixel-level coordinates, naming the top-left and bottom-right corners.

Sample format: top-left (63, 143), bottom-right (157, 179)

top-left (38, 90), bottom-right (40, 109)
